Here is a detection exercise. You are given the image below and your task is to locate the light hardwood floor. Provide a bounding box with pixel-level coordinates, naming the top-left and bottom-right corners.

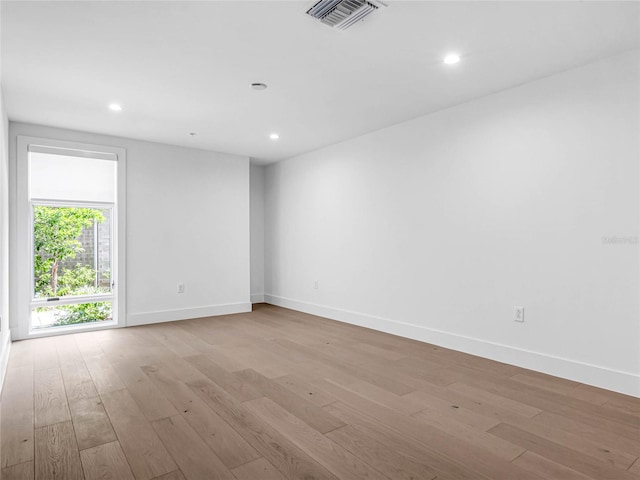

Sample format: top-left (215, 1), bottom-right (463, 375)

top-left (1, 303), bottom-right (639, 480)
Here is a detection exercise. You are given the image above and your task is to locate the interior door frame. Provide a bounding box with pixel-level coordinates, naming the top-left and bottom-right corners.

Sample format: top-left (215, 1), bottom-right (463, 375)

top-left (16, 136), bottom-right (126, 339)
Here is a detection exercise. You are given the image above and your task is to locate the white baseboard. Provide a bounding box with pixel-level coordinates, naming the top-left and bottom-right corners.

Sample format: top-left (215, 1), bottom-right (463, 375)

top-left (264, 294), bottom-right (640, 398)
top-left (127, 302), bottom-right (252, 327)
top-left (0, 330), bottom-right (11, 395)
top-left (251, 294), bottom-right (265, 304)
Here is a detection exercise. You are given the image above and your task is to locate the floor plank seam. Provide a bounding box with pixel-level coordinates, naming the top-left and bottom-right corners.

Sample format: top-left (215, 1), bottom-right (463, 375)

top-left (510, 448), bottom-right (528, 463)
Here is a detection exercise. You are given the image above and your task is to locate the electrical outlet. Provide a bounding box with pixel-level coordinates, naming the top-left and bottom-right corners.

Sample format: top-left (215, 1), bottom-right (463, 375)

top-left (314, 280), bottom-right (319, 290)
top-left (177, 283), bottom-right (185, 294)
top-left (514, 306), bottom-right (524, 322)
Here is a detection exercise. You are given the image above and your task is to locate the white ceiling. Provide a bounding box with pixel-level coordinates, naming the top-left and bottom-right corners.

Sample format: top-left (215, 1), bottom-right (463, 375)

top-left (2, 1), bottom-right (638, 164)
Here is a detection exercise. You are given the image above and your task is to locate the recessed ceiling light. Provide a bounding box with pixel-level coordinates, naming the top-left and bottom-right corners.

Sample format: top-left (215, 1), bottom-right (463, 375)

top-left (269, 133), bottom-right (280, 140)
top-left (109, 103), bottom-right (123, 111)
top-left (443, 54), bottom-right (460, 65)
top-left (251, 83), bottom-right (268, 90)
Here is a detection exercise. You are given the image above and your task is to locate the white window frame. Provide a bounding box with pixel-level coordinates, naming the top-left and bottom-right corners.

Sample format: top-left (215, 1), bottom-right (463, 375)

top-left (16, 136), bottom-right (126, 339)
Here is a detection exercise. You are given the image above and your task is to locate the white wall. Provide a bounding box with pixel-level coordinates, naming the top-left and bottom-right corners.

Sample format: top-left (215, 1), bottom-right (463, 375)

top-left (265, 50), bottom-right (640, 396)
top-left (0, 85), bottom-right (12, 388)
top-left (250, 164), bottom-right (265, 303)
top-left (9, 122), bottom-right (251, 333)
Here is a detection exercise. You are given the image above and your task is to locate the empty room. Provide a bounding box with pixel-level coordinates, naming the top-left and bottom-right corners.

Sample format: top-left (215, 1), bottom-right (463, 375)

top-left (0, 1), bottom-right (638, 479)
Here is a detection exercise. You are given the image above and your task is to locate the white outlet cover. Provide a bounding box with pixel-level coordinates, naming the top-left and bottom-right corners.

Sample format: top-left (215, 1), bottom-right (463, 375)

top-left (514, 306), bottom-right (524, 322)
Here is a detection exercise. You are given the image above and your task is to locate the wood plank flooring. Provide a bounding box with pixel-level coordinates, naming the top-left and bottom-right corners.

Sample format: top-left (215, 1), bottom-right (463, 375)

top-left (1, 303), bottom-right (639, 480)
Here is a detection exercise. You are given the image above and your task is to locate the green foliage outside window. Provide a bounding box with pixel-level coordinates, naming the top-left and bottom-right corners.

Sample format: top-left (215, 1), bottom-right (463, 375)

top-left (49, 301), bottom-right (112, 326)
top-left (33, 206), bottom-right (111, 326)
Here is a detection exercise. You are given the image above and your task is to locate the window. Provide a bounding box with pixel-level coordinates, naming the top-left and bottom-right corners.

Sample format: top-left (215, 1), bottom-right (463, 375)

top-left (16, 137), bottom-right (126, 338)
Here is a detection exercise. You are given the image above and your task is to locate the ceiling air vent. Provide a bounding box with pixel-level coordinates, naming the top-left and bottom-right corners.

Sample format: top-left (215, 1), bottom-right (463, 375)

top-left (306, 0), bottom-right (385, 31)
